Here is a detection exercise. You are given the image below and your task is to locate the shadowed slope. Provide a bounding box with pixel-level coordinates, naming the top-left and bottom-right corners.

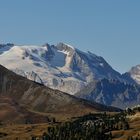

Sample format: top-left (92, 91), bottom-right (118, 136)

top-left (0, 65), bottom-right (121, 122)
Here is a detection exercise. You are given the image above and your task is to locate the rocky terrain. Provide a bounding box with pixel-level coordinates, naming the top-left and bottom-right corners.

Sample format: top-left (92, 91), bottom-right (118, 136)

top-left (0, 43), bottom-right (140, 109)
top-left (0, 43), bottom-right (121, 95)
top-left (76, 79), bottom-right (140, 109)
top-left (0, 64), bottom-right (120, 123)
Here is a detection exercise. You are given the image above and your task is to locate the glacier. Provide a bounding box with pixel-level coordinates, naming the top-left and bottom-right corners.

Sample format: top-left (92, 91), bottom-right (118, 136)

top-left (0, 42), bottom-right (122, 94)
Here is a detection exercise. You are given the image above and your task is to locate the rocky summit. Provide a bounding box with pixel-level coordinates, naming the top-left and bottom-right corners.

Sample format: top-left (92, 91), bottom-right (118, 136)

top-left (0, 43), bottom-right (121, 95)
top-left (0, 43), bottom-right (140, 109)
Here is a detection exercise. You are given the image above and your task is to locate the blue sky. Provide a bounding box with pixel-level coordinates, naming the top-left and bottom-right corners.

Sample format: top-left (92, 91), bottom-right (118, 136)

top-left (0, 0), bottom-right (140, 73)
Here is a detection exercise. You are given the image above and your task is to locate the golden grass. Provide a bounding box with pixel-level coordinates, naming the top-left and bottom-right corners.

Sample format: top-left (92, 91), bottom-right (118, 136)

top-left (112, 113), bottom-right (140, 140)
top-left (0, 123), bottom-right (50, 140)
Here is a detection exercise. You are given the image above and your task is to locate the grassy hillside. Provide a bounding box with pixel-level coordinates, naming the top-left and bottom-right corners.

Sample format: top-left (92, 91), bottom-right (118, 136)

top-left (0, 65), bottom-right (120, 123)
top-left (0, 111), bottom-right (140, 140)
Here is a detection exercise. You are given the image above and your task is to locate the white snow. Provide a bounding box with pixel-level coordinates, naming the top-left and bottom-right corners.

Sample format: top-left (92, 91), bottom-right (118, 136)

top-left (99, 63), bottom-right (104, 67)
top-left (0, 44), bottom-right (81, 94)
top-left (63, 43), bottom-right (75, 50)
top-left (129, 65), bottom-right (140, 84)
top-left (0, 43), bottom-right (120, 94)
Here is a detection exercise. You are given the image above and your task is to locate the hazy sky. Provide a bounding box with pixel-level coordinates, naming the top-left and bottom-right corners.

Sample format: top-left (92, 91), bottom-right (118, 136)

top-left (0, 0), bottom-right (140, 73)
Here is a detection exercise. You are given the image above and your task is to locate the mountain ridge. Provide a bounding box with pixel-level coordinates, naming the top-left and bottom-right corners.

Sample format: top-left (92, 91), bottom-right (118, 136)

top-left (0, 42), bottom-right (140, 109)
top-left (0, 64), bottom-right (121, 123)
top-left (76, 78), bottom-right (140, 109)
top-left (0, 42), bottom-right (122, 95)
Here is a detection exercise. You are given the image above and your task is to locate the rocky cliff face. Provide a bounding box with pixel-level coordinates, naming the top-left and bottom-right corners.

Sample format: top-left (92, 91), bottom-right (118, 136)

top-left (1, 42), bottom-right (139, 110)
top-left (76, 79), bottom-right (140, 109)
top-left (0, 43), bottom-right (121, 95)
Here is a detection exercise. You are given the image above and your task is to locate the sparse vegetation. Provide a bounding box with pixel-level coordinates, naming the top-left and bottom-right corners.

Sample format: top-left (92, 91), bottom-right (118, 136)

top-left (0, 110), bottom-right (140, 140)
top-left (29, 112), bottom-right (130, 140)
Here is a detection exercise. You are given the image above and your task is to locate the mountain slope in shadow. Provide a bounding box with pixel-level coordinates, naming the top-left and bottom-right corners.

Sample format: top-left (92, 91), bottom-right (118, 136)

top-left (0, 65), bottom-right (120, 123)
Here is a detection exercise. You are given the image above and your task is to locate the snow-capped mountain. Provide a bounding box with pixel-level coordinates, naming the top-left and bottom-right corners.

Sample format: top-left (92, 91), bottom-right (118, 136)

top-left (0, 43), bottom-right (121, 94)
top-left (127, 65), bottom-right (140, 85)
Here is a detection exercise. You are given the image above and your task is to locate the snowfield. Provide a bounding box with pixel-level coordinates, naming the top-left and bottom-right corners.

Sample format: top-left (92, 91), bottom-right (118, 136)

top-left (0, 43), bottom-right (121, 94)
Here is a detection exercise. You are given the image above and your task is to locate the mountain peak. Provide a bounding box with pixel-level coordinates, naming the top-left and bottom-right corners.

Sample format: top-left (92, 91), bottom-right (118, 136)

top-left (56, 42), bottom-right (75, 53)
top-left (0, 43), bottom-right (14, 48)
top-left (0, 42), bottom-right (122, 94)
top-left (128, 64), bottom-right (140, 84)
top-left (0, 43), bottom-right (14, 55)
